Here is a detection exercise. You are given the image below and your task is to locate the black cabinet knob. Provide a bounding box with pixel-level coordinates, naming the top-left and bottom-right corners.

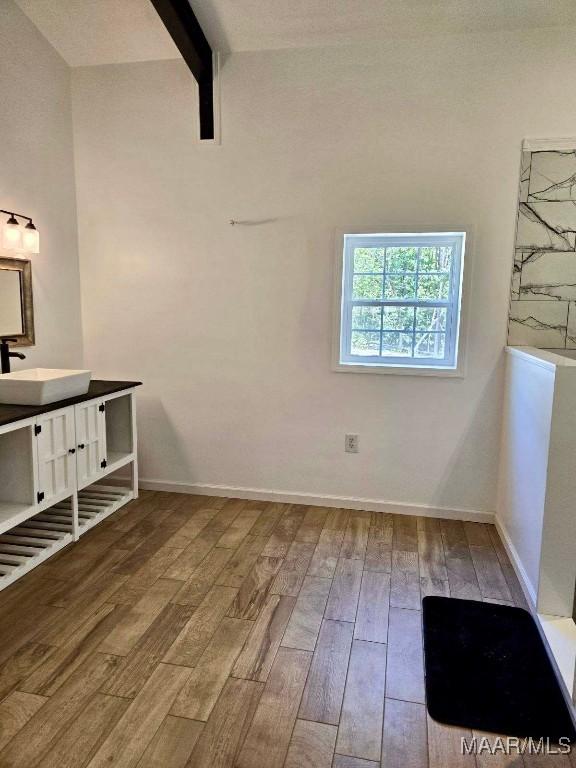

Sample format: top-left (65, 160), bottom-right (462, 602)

top-left (69, 448), bottom-right (76, 455)
top-left (78, 443), bottom-right (85, 450)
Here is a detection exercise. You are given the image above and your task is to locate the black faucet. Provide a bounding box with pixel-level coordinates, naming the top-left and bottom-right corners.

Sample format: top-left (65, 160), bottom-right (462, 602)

top-left (0, 338), bottom-right (26, 374)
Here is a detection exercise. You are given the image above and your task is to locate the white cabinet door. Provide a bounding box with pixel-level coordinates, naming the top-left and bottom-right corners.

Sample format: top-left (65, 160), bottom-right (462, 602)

top-left (36, 407), bottom-right (76, 506)
top-left (75, 400), bottom-right (107, 489)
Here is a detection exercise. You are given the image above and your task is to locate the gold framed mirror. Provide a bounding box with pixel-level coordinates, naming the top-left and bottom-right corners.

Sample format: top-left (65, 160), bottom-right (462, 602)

top-left (0, 257), bottom-right (35, 346)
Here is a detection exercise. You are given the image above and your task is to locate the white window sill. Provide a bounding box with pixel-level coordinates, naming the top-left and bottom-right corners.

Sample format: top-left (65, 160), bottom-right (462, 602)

top-left (332, 361), bottom-right (464, 377)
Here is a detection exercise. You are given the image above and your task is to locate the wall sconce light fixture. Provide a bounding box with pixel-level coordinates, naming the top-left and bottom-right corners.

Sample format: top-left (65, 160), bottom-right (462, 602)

top-left (1, 210), bottom-right (40, 254)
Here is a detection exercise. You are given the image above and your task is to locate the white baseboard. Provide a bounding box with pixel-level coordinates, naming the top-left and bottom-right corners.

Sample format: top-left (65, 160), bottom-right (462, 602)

top-left (494, 516), bottom-right (537, 607)
top-left (138, 478), bottom-right (494, 523)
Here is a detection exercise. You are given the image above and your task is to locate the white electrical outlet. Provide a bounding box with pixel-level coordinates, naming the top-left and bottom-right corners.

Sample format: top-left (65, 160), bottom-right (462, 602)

top-left (345, 434), bottom-right (359, 453)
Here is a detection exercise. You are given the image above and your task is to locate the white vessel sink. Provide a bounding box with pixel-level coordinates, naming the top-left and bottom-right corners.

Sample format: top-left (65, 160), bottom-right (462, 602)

top-left (0, 368), bottom-right (91, 406)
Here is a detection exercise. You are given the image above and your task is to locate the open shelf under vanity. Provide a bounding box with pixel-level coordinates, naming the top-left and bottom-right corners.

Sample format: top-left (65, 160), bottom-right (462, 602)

top-left (0, 420), bottom-right (37, 535)
top-left (0, 506), bottom-right (74, 590)
top-left (52, 484), bottom-right (133, 535)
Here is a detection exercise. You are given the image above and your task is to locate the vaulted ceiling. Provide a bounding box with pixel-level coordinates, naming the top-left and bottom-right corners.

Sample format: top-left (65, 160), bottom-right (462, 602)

top-left (15, 0), bottom-right (576, 67)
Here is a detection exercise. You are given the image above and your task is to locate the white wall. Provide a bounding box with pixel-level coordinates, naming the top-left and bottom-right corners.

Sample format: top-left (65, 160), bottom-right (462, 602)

top-left (0, 1), bottom-right (83, 368)
top-left (72, 28), bottom-right (576, 514)
top-left (496, 350), bottom-right (554, 601)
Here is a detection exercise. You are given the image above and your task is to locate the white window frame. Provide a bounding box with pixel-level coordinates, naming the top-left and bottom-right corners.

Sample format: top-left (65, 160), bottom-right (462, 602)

top-left (333, 230), bottom-right (467, 376)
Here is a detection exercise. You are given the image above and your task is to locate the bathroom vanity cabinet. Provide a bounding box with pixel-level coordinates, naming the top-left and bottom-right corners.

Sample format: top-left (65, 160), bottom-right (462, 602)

top-left (0, 380), bottom-right (140, 590)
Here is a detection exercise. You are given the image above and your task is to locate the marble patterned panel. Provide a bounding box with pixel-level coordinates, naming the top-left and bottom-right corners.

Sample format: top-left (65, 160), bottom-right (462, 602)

top-left (566, 303), bottom-right (576, 348)
top-left (515, 248), bottom-right (540, 270)
top-left (519, 151), bottom-right (532, 203)
top-left (516, 202), bottom-right (576, 251)
top-left (508, 149), bottom-right (576, 348)
top-left (510, 264), bottom-right (520, 299)
top-left (510, 249), bottom-right (534, 300)
top-left (519, 251), bottom-right (576, 301)
top-left (508, 300), bottom-right (568, 347)
top-left (528, 151), bottom-right (576, 201)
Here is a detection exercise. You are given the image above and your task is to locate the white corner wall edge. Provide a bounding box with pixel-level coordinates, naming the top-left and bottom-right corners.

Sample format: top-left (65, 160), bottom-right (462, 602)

top-left (496, 516), bottom-right (576, 715)
top-left (138, 478), bottom-right (494, 522)
top-left (494, 516), bottom-right (537, 605)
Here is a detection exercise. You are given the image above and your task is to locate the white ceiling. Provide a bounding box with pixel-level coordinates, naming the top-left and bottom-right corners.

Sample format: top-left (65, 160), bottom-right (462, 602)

top-left (194, 0), bottom-right (576, 53)
top-left (15, 0), bottom-right (179, 66)
top-left (16, 0), bottom-right (576, 66)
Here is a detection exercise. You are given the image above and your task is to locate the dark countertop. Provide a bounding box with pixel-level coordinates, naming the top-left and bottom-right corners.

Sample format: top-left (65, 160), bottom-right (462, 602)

top-left (0, 380), bottom-right (142, 428)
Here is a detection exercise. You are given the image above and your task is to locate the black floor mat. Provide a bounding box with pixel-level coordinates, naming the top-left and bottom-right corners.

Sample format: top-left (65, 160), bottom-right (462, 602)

top-left (422, 596), bottom-right (576, 742)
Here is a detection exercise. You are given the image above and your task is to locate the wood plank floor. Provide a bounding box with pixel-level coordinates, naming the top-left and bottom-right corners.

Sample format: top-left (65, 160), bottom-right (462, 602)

top-left (0, 491), bottom-right (562, 768)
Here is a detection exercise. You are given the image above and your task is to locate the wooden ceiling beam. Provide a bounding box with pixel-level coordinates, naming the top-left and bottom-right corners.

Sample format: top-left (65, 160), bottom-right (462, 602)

top-left (150, 0), bottom-right (214, 140)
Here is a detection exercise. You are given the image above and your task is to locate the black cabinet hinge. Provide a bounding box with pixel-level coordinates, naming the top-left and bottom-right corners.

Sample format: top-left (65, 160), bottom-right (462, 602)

top-left (34, 425), bottom-right (42, 436)
top-left (98, 403), bottom-right (105, 412)
top-left (100, 459), bottom-right (108, 469)
top-left (37, 491), bottom-right (45, 503)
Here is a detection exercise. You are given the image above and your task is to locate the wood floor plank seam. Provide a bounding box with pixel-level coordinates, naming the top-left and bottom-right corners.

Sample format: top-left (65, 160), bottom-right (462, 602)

top-left (335, 638), bottom-right (387, 762)
top-left (185, 676), bottom-right (264, 767)
top-left (170, 615), bottom-right (269, 731)
top-left (280, 576), bottom-right (332, 653)
top-left (298, 619), bottom-right (354, 727)
top-left (283, 718), bottom-right (337, 768)
top-left (324, 557), bottom-right (363, 623)
top-left (297, 536), bottom-right (362, 729)
top-left (235, 646), bottom-right (312, 768)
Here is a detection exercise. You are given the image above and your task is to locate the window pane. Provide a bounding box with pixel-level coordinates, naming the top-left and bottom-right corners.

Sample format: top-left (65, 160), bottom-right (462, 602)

top-left (381, 332), bottom-right (413, 357)
top-left (440, 246), bottom-right (453, 270)
top-left (354, 247), bottom-right (385, 272)
top-left (351, 331), bottom-right (380, 356)
top-left (414, 333), bottom-right (446, 358)
top-left (386, 247), bottom-right (417, 273)
top-left (382, 306), bottom-right (414, 331)
top-left (352, 306), bottom-right (381, 330)
top-left (417, 274), bottom-right (449, 300)
top-left (341, 231), bottom-right (464, 370)
top-left (415, 307), bottom-right (447, 331)
top-left (353, 275), bottom-right (382, 299)
top-left (384, 275), bottom-right (416, 299)
top-left (419, 246), bottom-right (452, 272)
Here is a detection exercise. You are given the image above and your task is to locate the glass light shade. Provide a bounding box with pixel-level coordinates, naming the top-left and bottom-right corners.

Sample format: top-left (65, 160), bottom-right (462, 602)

top-left (22, 226), bottom-right (40, 254)
top-left (2, 220), bottom-right (22, 250)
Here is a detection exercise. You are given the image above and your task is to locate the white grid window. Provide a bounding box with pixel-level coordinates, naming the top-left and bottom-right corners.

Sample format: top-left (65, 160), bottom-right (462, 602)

top-left (338, 232), bottom-right (465, 370)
